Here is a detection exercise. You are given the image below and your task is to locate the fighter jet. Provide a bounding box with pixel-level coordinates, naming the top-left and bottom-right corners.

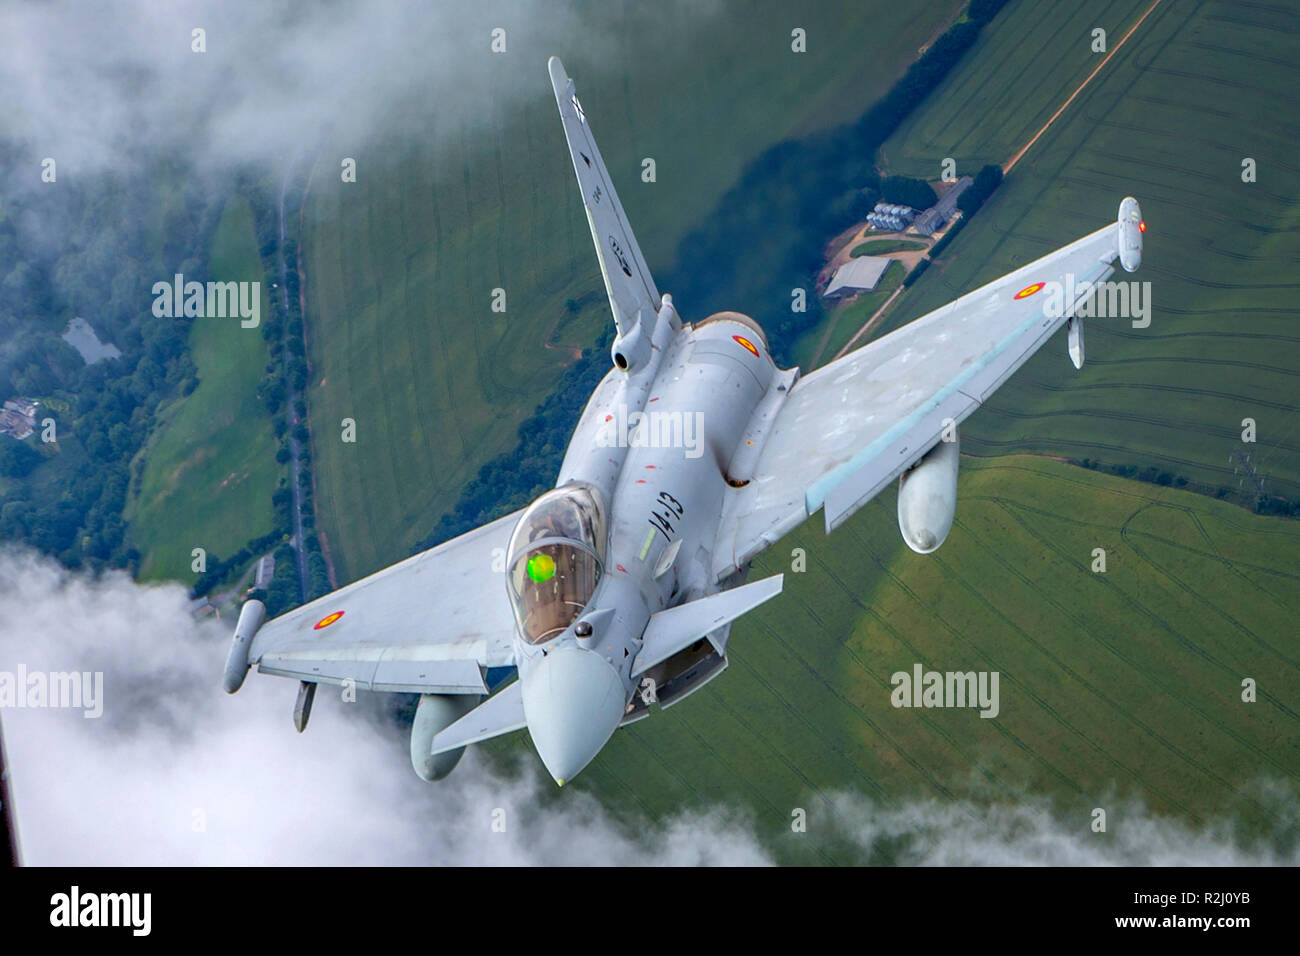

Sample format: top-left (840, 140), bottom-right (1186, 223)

top-left (223, 57), bottom-right (1145, 787)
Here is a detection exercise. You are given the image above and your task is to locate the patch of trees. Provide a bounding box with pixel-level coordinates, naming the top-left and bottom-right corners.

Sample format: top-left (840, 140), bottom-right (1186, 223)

top-left (881, 175), bottom-right (938, 210)
top-left (969, 0), bottom-right (1012, 25)
top-left (210, 172), bottom-right (333, 612)
top-left (191, 529), bottom-right (284, 599)
top-left (0, 439), bottom-right (41, 478)
top-left (957, 164), bottom-right (1003, 217)
top-left (903, 257), bottom-right (931, 287)
top-left (0, 147), bottom-right (214, 571)
top-left (1078, 457), bottom-right (1299, 517)
top-left (264, 543), bottom-right (302, 616)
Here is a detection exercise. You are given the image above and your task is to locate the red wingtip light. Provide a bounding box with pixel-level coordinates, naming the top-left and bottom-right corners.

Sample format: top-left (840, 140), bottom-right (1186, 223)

top-left (1139, 221), bottom-right (1146, 233)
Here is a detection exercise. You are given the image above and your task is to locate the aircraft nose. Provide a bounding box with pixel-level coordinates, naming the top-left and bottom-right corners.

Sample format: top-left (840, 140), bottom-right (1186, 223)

top-left (521, 646), bottom-right (626, 786)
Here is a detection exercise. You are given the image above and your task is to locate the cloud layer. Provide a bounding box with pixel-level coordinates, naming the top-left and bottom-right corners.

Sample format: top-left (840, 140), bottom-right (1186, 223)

top-left (2, 547), bottom-right (1295, 866)
top-left (0, 547), bottom-right (771, 865)
top-left (0, 0), bottom-right (672, 177)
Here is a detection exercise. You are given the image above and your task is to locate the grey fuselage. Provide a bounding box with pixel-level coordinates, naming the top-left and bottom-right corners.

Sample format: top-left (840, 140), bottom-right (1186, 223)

top-left (509, 297), bottom-right (793, 778)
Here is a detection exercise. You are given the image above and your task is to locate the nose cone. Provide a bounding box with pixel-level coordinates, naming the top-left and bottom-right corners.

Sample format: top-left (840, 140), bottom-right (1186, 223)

top-left (522, 646), bottom-right (626, 786)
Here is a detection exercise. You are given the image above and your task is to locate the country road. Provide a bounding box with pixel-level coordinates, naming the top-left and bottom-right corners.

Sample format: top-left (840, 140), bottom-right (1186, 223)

top-left (277, 163), bottom-right (310, 604)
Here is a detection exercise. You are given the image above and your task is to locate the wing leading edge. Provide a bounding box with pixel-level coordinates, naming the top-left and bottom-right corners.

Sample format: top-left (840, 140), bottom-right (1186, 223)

top-left (715, 204), bottom-right (1138, 578)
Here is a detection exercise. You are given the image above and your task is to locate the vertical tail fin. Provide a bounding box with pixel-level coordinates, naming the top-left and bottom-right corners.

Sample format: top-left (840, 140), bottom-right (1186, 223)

top-left (548, 57), bottom-right (661, 346)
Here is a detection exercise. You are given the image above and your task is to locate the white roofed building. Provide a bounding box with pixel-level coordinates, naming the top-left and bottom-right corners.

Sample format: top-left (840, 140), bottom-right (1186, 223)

top-left (824, 256), bottom-right (892, 299)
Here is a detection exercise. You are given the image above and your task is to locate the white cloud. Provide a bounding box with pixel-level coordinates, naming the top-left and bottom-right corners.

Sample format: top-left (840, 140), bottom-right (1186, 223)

top-left (0, 546), bottom-right (769, 865)
top-left (1, 547), bottom-right (1293, 866)
top-left (820, 791), bottom-right (1298, 866)
top-left (0, 0), bottom-right (695, 176)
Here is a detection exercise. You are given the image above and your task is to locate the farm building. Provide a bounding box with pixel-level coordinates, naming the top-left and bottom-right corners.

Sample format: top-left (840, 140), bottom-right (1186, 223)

top-left (824, 255), bottom-right (892, 298)
top-left (253, 554), bottom-right (276, 590)
top-left (912, 175), bottom-right (973, 236)
top-left (0, 398), bottom-right (38, 440)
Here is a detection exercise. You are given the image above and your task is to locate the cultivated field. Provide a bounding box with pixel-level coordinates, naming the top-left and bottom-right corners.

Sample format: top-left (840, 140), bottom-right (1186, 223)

top-left (128, 197), bottom-right (281, 581)
top-left (876, 0), bottom-right (1300, 499)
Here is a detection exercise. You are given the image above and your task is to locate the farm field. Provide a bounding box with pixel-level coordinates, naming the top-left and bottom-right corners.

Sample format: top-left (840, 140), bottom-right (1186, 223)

top-left (128, 197), bottom-right (281, 581)
top-left (499, 455), bottom-right (1300, 863)
top-left (300, 0), bottom-right (965, 582)
top-left (850, 238), bottom-right (928, 256)
top-left (873, 0), bottom-right (1300, 500)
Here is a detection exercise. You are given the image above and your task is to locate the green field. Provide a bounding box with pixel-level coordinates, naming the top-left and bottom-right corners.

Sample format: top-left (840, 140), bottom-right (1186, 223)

top-left (874, 0), bottom-right (1300, 500)
top-left (850, 238), bottom-right (928, 256)
top-left (790, 259), bottom-right (906, 369)
top-left (128, 197), bottom-right (281, 581)
top-left (516, 456), bottom-right (1299, 863)
top-left (301, 0), bottom-right (965, 582)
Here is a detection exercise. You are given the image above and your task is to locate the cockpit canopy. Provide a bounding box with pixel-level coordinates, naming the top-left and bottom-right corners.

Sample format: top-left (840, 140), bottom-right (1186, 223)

top-left (506, 484), bottom-right (608, 644)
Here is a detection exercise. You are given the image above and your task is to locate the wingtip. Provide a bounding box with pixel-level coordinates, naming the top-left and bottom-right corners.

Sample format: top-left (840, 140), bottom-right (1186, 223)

top-left (547, 56), bottom-right (567, 85)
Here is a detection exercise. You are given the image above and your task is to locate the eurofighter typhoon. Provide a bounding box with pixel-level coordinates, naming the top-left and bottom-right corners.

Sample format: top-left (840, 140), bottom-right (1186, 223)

top-left (223, 58), bottom-right (1145, 786)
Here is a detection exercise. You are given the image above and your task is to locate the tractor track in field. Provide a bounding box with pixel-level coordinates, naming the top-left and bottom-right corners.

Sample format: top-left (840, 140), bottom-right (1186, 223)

top-left (969, 495), bottom-right (1297, 820)
top-left (747, 592), bottom-right (966, 804)
top-left (803, 555), bottom-right (1007, 795)
top-left (905, 509), bottom-right (1192, 807)
top-left (619, 719), bottom-right (842, 863)
top-left (988, 493), bottom-right (1300, 785)
top-left (743, 609), bottom-right (913, 804)
top-left (841, 518), bottom-right (1093, 800)
top-left (1116, 505), bottom-right (1300, 674)
top-left (933, 512), bottom-right (1199, 819)
top-left (734, 629), bottom-right (898, 805)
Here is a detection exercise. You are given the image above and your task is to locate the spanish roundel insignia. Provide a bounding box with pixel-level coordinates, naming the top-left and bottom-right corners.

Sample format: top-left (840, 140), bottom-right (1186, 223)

top-left (1014, 282), bottom-right (1045, 300)
top-left (733, 334), bottom-right (760, 358)
top-left (314, 610), bottom-right (345, 630)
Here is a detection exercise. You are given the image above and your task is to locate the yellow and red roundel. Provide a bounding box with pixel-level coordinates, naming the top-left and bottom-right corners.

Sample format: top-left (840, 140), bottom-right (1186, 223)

top-left (733, 334), bottom-right (760, 358)
top-left (314, 610), bottom-right (345, 630)
top-left (1014, 281), bottom-right (1046, 300)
